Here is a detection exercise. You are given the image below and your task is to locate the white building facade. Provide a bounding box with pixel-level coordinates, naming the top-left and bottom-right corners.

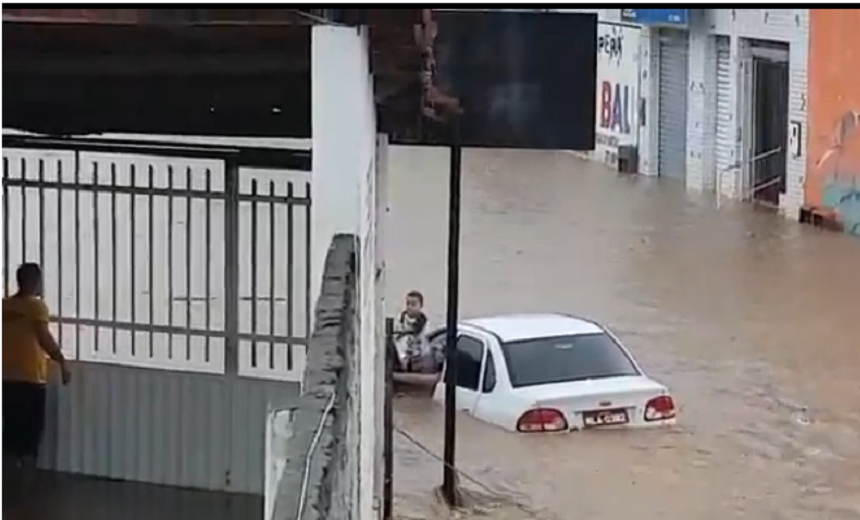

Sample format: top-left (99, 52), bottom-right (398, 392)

top-left (562, 8), bottom-right (809, 219)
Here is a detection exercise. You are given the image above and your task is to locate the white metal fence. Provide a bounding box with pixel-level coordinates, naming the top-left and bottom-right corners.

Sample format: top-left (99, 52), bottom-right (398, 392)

top-left (2, 135), bottom-right (312, 382)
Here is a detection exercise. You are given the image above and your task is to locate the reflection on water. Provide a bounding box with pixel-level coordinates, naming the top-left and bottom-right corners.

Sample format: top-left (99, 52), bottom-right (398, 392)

top-left (384, 147), bottom-right (860, 519)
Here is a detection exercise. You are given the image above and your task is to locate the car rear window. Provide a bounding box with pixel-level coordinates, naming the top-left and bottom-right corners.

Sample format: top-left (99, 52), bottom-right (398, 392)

top-left (501, 333), bottom-right (640, 388)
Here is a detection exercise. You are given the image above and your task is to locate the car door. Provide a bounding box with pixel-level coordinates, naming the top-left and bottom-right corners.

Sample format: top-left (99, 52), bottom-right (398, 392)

top-left (471, 345), bottom-right (520, 429)
top-left (453, 334), bottom-right (487, 414)
top-left (431, 331), bottom-right (489, 415)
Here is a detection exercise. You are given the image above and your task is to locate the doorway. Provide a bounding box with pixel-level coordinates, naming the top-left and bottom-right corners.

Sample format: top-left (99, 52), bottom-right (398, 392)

top-left (747, 43), bottom-right (789, 206)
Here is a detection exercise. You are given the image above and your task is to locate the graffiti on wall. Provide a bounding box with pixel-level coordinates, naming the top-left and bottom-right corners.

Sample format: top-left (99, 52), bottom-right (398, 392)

top-left (806, 9), bottom-right (860, 236)
top-left (814, 110), bottom-right (860, 235)
top-left (593, 23), bottom-right (640, 167)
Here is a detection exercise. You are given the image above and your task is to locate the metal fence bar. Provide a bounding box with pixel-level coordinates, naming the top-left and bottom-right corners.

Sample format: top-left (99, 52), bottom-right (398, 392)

top-left (383, 317), bottom-right (395, 520)
top-left (74, 154), bottom-right (82, 359)
top-left (37, 159), bottom-right (45, 269)
top-left (304, 181), bottom-right (312, 339)
top-left (747, 175), bottom-right (784, 197)
top-left (56, 159), bottom-right (64, 347)
top-left (205, 168), bottom-right (213, 363)
top-left (2, 178), bottom-right (308, 205)
top-left (250, 179), bottom-right (260, 369)
top-left (268, 180), bottom-right (276, 371)
top-left (148, 165), bottom-right (156, 358)
top-left (185, 166), bottom-right (193, 361)
top-left (167, 165), bottom-right (175, 360)
top-left (20, 158), bottom-right (27, 267)
top-left (93, 161), bottom-right (102, 353)
top-left (3, 157), bottom-right (10, 297)
top-left (130, 163), bottom-right (138, 357)
top-left (3, 134), bottom-right (312, 172)
top-left (224, 159), bottom-right (241, 376)
top-left (286, 182), bottom-right (295, 370)
top-left (110, 162), bottom-right (117, 354)
top-left (44, 316), bottom-right (307, 345)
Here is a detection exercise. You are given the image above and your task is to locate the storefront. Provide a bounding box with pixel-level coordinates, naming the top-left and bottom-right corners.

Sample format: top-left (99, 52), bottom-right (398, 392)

top-left (620, 9), bottom-right (692, 181)
top-left (679, 9), bottom-right (808, 217)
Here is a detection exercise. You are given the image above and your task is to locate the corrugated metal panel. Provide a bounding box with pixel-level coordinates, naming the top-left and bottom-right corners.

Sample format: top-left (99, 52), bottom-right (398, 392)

top-left (657, 29), bottom-right (690, 180)
top-left (714, 36), bottom-right (733, 178)
top-left (39, 363), bottom-right (299, 495)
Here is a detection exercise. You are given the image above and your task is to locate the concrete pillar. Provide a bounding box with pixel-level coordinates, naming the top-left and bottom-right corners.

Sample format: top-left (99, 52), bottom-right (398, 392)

top-left (638, 26), bottom-right (661, 177)
top-left (311, 25), bottom-right (369, 306)
top-left (724, 34), bottom-right (746, 200)
top-left (311, 25), bottom-right (379, 520)
top-left (685, 24), bottom-right (714, 192)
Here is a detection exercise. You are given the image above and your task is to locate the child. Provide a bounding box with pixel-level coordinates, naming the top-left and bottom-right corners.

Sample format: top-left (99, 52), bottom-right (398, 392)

top-left (393, 290), bottom-right (429, 372)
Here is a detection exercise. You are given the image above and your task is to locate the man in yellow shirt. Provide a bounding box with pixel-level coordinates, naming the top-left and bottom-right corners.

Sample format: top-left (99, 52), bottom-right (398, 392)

top-left (3, 263), bottom-right (71, 491)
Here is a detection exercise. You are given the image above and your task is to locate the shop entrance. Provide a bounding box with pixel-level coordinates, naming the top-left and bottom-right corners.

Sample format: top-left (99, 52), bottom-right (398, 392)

top-left (745, 42), bottom-right (790, 207)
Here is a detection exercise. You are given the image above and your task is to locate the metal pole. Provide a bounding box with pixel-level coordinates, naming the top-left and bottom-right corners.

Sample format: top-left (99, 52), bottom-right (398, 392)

top-left (382, 317), bottom-right (395, 520)
top-left (442, 117), bottom-right (462, 507)
top-left (224, 159), bottom-right (240, 376)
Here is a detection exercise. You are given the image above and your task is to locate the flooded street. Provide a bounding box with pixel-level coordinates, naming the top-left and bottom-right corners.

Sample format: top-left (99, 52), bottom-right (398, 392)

top-left (383, 146), bottom-right (860, 519)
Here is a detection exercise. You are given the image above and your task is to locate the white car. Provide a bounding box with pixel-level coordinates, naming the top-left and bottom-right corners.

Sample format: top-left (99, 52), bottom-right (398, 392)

top-left (429, 313), bottom-right (676, 432)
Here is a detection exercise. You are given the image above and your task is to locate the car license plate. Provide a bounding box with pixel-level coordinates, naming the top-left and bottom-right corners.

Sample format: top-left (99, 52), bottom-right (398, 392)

top-left (582, 408), bottom-right (629, 427)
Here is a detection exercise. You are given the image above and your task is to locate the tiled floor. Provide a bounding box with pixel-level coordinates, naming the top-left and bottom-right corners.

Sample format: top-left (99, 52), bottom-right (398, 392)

top-left (2, 471), bottom-right (262, 520)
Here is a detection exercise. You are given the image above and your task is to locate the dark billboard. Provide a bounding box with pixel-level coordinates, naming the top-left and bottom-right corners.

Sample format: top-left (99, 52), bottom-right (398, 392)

top-left (406, 10), bottom-right (597, 150)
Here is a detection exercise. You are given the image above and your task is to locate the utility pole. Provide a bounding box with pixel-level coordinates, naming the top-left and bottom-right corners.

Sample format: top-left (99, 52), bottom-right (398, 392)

top-left (441, 116), bottom-right (462, 507)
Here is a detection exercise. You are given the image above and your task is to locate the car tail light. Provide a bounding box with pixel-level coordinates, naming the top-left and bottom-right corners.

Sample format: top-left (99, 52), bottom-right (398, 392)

top-left (644, 395), bottom-right (676, 422)
top-left (516, 408), bottom-right (568, 432)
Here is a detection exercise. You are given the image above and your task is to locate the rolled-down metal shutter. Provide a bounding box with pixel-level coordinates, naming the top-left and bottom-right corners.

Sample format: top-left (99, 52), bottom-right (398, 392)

top-left (657, 30), bottom-right (690, 181)
top-left (714, 36), bottom-right (733, 181)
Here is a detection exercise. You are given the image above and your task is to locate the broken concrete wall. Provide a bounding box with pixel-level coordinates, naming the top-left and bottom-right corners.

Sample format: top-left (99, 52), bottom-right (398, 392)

top-left (271, 234), bottom-right (360, 520)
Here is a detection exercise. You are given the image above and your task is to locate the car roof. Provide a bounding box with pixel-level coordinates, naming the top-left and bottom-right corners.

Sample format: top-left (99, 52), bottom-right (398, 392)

top-left (462, 313), bottom-right (604, 342)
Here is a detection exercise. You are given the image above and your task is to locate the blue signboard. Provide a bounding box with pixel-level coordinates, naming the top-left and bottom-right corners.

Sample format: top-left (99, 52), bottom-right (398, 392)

top-left (621, 9), bottom-right (689, 26)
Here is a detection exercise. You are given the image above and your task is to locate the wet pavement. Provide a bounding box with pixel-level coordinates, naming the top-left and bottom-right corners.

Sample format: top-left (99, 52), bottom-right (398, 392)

top-left (1, 471), bottom-right (261, 520)
top-left (383, 147), bottom-right (860, 520)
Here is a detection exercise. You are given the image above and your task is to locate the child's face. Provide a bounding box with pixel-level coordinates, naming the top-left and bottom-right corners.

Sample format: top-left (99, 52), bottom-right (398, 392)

top-left (405, 296), bottom-right (423, 315)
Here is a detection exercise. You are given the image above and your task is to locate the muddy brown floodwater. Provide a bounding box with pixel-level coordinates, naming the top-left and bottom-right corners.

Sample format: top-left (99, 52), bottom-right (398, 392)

top-left (383, 146), bottom-right (860, 520)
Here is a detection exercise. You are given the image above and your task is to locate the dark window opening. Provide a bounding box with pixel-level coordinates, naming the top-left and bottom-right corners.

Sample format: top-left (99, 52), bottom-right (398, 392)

top-left (456, 335), bottom-right (484, 391)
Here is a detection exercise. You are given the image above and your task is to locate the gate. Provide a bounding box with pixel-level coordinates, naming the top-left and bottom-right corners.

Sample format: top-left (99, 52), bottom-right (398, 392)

top-left (2, 134), bottom-right (312, 493)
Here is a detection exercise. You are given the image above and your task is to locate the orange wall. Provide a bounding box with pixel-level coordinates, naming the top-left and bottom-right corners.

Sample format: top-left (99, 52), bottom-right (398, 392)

top-left (806, 9), bottom-right (860, 233)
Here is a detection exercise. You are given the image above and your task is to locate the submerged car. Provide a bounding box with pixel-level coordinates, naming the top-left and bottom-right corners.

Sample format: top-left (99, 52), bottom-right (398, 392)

top-left (428, 313), bottom-right (677, 432)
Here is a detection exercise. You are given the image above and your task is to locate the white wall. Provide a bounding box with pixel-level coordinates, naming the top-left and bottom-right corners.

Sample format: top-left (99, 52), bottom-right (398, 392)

top-left (683, 8), bottom-right (809, 218)
top-left (311, 24), bottom-right (381, 520)
top-left (311, 26), bottom-right (372, 307)
top-left (637, 27), bottom-right (662, 177)
top-left (371, 134), bottom-right (389, 513)
top-left (590, 22), bottom-right (643, 168)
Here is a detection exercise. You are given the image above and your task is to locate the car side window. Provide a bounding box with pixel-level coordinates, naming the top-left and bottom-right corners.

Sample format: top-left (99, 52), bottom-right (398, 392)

top-left (482, 350), bottom-right (496, 393)
top-left (426, 332), bottom-right (447, 372)
top-left (456, 335), bottom-right (484, 391)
